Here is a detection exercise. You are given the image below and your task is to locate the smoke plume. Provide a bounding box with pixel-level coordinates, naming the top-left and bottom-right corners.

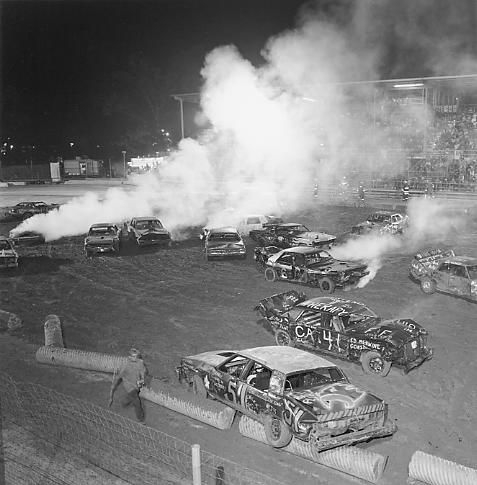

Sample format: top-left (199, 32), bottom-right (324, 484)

top-left (10, 0), bottom-right (477, 243)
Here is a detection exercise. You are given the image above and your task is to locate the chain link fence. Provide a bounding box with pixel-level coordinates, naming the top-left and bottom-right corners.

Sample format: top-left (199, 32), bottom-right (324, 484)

top-left (0, 372), bottom-right (285, 485)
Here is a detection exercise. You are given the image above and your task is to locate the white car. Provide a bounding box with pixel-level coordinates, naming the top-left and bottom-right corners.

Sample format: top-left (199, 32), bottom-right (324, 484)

top-left (237, 214), bottom-right (283, 236)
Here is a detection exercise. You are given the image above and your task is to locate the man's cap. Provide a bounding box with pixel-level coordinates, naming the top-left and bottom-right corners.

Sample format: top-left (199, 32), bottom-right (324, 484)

top-left (129, 348), bottom-right (142, 359)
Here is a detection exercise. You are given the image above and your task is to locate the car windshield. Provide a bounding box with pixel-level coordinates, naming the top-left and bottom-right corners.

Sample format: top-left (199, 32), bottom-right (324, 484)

top-left (341, 312), bottom-right (377, 329)
top-left (305, 251), bottom-right (332, 265)
top-left (136, 220), bottom-right (163, 230)
top-left (209, 233), bottom-right (240, 242)
top-left (287, 224), bottom-right (309, 232)
top-left (89, 227), bottom-right (115, 236)
top-left (0, 240), bottom-right (13, 250)
top-left (286, 367), bottom-right (347, 391)
top-left (467, 265), bottom-right (477, 279)
top-left (368, 214), bottom-right (390, 223)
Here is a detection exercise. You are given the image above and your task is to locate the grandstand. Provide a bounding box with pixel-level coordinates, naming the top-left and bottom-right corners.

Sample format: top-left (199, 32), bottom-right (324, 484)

top-left (173, 74), bottom-right (477, 192)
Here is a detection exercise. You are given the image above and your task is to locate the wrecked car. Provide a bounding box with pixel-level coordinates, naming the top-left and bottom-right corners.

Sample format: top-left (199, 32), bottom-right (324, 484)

top-left (409, 248), bottom-right (477, 301)
top-left (203, 227), bottom-right (246, 260)
top-left (250, 222), bottom-right (336, 249)
top-left (9, 230), bottom-right (46, 246)
top-left (0, 236), bottom-right (19, 269)
top-left (127, 217), bottom-right (172, 247)
top-left (351, 211), bottom-right (408, 236)
top-left (255, 290), bottom-right (433, 377)
top-left (84, 223), bottom-right (122, 257)
top-left (176, 345), bottom-right (396, 449)
top-left (7, 201), bottom-right (60, 221)
top-left (258, 246), bottom-right (369, 293)
top-left (237, 214), bottom-right (283, 236)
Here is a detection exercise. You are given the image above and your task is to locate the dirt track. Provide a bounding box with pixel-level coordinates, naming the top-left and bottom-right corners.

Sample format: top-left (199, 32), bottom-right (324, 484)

top-left (1, 180), bottom-right (476, 485)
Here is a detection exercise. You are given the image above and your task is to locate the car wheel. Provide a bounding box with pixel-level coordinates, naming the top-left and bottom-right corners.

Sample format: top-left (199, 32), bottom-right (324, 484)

top-left (192, 374), bottom-right (208, 399)
top-left (275, 329), bottom-right (295, 347)
top-left (420, 277), bottom-right (436, 295)
top-left (301, 272), bottom-right (309, 285)
top-left (264, 268), bottom-right (278, 282)
top-left (360, 351), bottom-right (391, 377)
top-left (255, 259), bottom-right (266, 272)
top-left (263, 414), bottom-right (292, 448)
top-left (85, 249), bottom-right (93, 258)
top-left (319, 277), bottom-right (336, 293)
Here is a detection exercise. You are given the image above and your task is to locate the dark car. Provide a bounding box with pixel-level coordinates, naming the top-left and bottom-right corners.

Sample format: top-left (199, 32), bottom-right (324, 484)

top-left (258, 246), bottom-right (369, 293)
top-left (127, 217), bottom-right (172, 247)
top-left (351, 211), bottom-right (408, 236)
top-left (84, 223), bottom-right (122, 257)
top-left (250, 222), bottom-right (336, 249)
top-left (176, 346), bottom-right (395, 450)
top-left (203, 227), bottom-right (246, 260)
top-left (0, 236), bottom-right (19, 269)
top-left (409, 248), bottom-right (477, 301)
top-left (7, 201), bottom-right (60, 221)
top-left (255, 291), bottom-right (433, 377)
top-left (9, 230), bottom-right (46, 246)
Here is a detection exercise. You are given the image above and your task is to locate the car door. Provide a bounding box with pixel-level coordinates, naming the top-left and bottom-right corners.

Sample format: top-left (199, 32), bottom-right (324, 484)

top-left (294, 309), bottom-right (324, 349)
top-left (448, 263), bottom-right (471, 296)
top-left (435, 262), bottom-right (451, 291)
top-left (275, 253), bottom-right (295, 280)
top-left (310, 312), bottom-right (347, 355)
top-left (242, 361), bottom-right (275, 417)
top-left (210, 354), bottom-right (251, 410)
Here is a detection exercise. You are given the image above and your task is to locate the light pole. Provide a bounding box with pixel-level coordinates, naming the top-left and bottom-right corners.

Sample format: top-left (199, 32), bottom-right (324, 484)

top-left (122, 150), bottom-right (127, 179)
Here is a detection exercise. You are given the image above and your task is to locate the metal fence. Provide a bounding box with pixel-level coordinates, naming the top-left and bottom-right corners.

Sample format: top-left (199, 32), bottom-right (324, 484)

top-left (0, 373), bottom-right (285, 485)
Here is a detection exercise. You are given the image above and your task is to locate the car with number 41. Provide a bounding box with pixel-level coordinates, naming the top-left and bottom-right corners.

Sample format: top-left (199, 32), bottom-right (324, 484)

top-left (255, 291), bottom-right (433, 377)
top-left (176, 346), bottom-right (396, 450)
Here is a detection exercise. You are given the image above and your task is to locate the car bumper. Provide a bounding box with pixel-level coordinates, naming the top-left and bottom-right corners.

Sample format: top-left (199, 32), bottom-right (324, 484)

top-left (137, 239), bottom-right (170, 246)
top-left (207, 250), bottom-right (246, 257)
top-left (403, 348), bottom-right (434, 374)
top-left (85, 246), bottom-right (116, 254)
top-left (0, 260), bottom-right (19, 268)
top-left (309, 419), bottom-right (397, 451)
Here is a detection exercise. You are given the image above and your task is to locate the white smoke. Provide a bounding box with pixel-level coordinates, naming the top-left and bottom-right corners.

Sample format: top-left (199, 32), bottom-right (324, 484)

top-left (10, 1), bottom-right (476, 242)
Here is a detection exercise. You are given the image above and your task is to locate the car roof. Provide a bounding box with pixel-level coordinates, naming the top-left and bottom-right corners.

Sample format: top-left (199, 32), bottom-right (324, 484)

top-left (444, 256), bottom-right (477, 266)
top-left (282, 246), bottom-right (329, 255)
top-left (298, 296), bottom-right (375, 316)
top-left (90, 223), bottom-right (116, 228)
top-left (208, 226), bottom-right (239, 234)
top-left (239, 346), bottom-right (336, 374)
top-left (277, 222), bottom-right (303, 227)
top-left (132, 216), bottom-right (160, 221)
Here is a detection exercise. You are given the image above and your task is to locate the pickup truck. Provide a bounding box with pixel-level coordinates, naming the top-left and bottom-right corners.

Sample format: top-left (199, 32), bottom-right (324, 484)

top-left (409, 248), bottom-right (477, 301)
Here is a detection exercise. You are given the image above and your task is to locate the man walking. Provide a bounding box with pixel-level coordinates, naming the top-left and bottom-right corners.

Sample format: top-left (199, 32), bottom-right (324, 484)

top-left (109, 348), bottom-right (148, 423)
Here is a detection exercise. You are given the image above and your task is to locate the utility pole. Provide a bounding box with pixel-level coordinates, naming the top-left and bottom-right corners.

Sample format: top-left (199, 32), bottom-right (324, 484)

top-left (122, 151), bottom-right (127, 180)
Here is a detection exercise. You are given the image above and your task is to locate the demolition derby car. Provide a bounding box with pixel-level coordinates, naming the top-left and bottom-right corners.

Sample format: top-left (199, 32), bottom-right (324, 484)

top-left (8, 230), bottom-right (45, 246)
top-left (126, 217), bottom-right (172, 247)
top-left (84, 223), bottom-right (122, 257)
top-left (176, 346), bottom-right (396, 449)
top-left (255, 246), bottom-right (369, 293)
top-left (255, 291), bottom-right (433, 376)
top-left (250, 222), bottom-right (336, 249)
top-left (351, 211), bottom-right (408, 236)
top-left (236, 214), bottom-right (283, 236)
top-left (203, 227), bottom-right (246, 260)
top-left (0, 236), bottom-right (19, 270)
top-left (409, 248), bottom-right (477, 301)
top-left (6, 201), bottom-right (60, 221)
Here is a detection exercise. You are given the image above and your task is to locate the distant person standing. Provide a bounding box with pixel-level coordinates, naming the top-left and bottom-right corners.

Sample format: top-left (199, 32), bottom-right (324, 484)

top-left (109, 348), bottom-right (148, 423)
top-left (357, 183), bottom-right (366, 207)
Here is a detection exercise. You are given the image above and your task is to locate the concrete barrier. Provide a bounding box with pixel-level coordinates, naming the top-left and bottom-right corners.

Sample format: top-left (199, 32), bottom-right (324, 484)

top-left (408, 450), bottom-right (477, 485)
top-left (238, 415), bottom-right (387, 483)
top-left (44, 314), bottom-right (64, 347)
top-left (0, 309), bottom-right (22, 332)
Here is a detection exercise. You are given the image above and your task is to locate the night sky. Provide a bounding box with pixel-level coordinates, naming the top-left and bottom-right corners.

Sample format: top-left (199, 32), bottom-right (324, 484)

top-left (0, 0), bottom-right (307, 151)
top-left (1, 0), bottom-right (477, 157)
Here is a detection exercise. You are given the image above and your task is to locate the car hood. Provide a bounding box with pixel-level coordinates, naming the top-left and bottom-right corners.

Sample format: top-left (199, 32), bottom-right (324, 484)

top-left (290, 382), bottom-right (382, 413)
top-left (348, 318), bottom-right (426, 344)
top-left (207, 241), bottom-right (244, 249)
top-left (308, 260), bottom-right (368, 273)
top-left (294, 231), bottom-right (336, 242)
top-left (85, 235), bottom-right (117, 244)
top-left (135, 228), bottom-right (169, 236)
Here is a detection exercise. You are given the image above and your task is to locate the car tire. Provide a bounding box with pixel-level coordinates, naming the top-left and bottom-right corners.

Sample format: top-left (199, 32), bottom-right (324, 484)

top-left (263, 414), bottom-right (292, 448)
top-left (319, 277), bottom-right (336, 293)
top-left (275, 329), bottom-right (295, 347)
top-left (360, 351), bottom-right (391, 377)
top-left (85, 249), bottom-right (93, 258)
top-left (192, 374), bottom-right (208, 399)
top-left (420, 277), bottom-right (436, 294)
top-left (264, 267), bottom-right (278, 282)
top-left (301, 272), bottom-right (310, 285)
